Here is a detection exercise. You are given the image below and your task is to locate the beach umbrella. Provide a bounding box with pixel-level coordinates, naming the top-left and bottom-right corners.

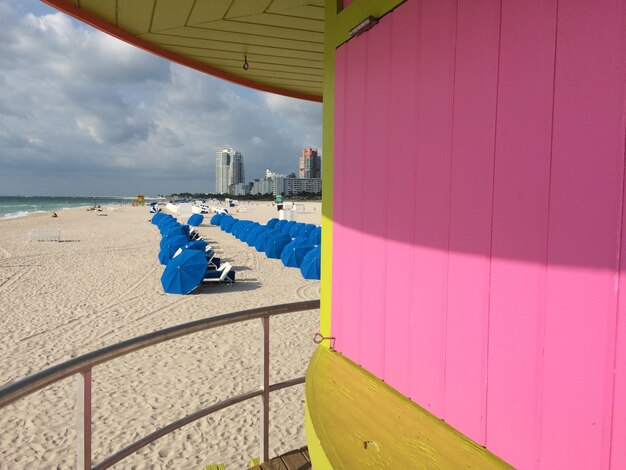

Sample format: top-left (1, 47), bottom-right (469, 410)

top-left (210, 213), bottom-right (224, 225)
top-left (226, 219), bottom-right (243, 234)
top-left (254, 229), bottom-right (275, 252)
top-left (232, 220), bottom-right (250, 238)
top-left (274, 220), bottom-right (287, 233)
top-left (239, 222), bottom-right (259, 242)
top-left (162, 224), bottom-right (190, 241)
top-left (300, 224), bottom-right (317, 238)
top-left (245, 225), bottom-right (267, 246)
top-left (161, 249), bottom-right (208, 295)
top-left (266, 218), bottom-right (279, 229)
top-left (182, 239), bottom-right (208, 251)
top-left (151, 212), bottom-right (165, 224)
top-left (156, 214), bottom-right (174, 226)
top-left (221, 217), bottom-right (237, 232)
top-left (289, 223), bottom-right (305, 238)
top-left (300, 246), bottom-right (321, 280)
top-left (219, 215), bottom-right (234, 229)
top-left (158, 235), bottom-right (189, 264)
top-left (280, 237), bottom-right (315, 268)
top-left (280, 221), bottom-right (297, 235)
top-left (309, 226), bottom-right (322, 245)
top-left (264, 232), bottom-right (292, 259)
top-left (158, 219), bottom-right (179, 234)
top-left (187, 214), bottom-right (204, 227)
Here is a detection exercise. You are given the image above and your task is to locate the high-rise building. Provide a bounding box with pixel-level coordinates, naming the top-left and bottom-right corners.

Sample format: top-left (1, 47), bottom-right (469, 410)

top-left (299, 148), bottom-right (321, 179)
top-left (215, 147), bottom-right (245, 194)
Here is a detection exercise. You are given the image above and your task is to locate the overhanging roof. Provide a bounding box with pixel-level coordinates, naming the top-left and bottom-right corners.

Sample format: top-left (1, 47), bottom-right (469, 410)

top-left (43, 0), bottom-right (324, 102)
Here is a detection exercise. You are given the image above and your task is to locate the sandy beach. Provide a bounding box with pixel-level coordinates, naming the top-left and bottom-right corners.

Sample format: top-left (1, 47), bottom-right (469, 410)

top-left (0, 202), bottom-right (321, 469)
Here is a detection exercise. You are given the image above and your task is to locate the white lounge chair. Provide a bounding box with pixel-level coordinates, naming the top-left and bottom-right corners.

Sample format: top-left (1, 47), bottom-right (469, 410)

top-left (203, 262), bottom-right (235, 284)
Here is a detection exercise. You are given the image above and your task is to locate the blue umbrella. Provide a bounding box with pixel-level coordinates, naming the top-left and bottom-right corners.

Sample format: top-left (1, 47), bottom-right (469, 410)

top-left (266, 218), bottom-right (279, 229)
top-left (300, 246), bottom-right (321, 280)
top-left (280, 221), bottom-right (297, 235)
top-left (151, 212), bottom-right (165, 224)
top-left (226, 219), bottom-right (242, 234)
top-left (245, 225), bottom-right (267, 246)
top-left (264, 232), bottom-right (292, 259)
top-left (254, 229), bottom-right (276, 252)
top-left (232, 220), bottom-right (250, 238)
top-left (239, 222), bottom-right (259, 242)
top-left (280, 237), bottom-right (315, 268)
top-left (210, 213), bottom-right (224, 225)
top-left (156, 214), bottom-right (174, 227)
top-left (182, 239), bottom-right (207, 251)
top-left (158, 235), bottom-right (189, 264)
top-left (161, 249), bottom-right (208, 294)
top-left (309, 226), bottom-right (322, 245)
top-left (187, 214), bottom-right (204, 227)
top-left (274, 220), bottom-right (287, 233)
top-left (289, 223), bottom-right (305, 238)
top-left (300, 224), bottom-right (317, 238)
top-left (161, 224), bottom-right (190, 241)
top-left (159, 220), bottom-right (180, 234)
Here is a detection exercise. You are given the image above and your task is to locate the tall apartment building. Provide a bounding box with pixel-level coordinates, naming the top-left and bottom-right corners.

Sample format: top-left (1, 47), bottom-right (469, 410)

top-left (215, 147), bottom-right (245, 194)
top-left (299, 147), bottom-right (321, 179)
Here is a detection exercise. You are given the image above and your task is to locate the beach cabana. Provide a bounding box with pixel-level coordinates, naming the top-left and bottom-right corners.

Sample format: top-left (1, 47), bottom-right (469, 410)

top-left (20, 1), bottom-right (626, 468)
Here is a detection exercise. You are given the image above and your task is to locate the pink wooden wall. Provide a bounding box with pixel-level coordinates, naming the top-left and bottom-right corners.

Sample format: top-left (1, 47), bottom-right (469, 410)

top-left (331, 0), bottom-right (626, 468)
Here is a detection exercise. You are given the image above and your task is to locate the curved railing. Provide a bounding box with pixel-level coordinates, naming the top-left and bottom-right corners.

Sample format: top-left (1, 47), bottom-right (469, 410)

top-left (0, 299), bottom-right (320, 469)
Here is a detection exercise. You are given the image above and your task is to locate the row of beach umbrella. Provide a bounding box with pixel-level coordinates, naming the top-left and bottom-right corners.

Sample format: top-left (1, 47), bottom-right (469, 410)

top-left (210, 213), bottom-right (321, 280)
top-left (151, 211), bottom-right (214, 294)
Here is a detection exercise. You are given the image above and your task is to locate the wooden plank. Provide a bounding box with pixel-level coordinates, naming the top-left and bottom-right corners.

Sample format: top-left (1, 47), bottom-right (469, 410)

top-left (259, 456), bottom-right (288, 470)
top-left (409, 0), bottom-right (456, 418)
top-left (306, 347), bottom-right (512, 468)
top-left (485, 1), bottom-right (556, 468)
top-left (444, 0), bottom-right (501, 444)
top-left (300, 446), bottom-right (310, 463)
top-left (540, 0), bottom-right (626, 468)
top-left (279, 448), bottom-right (310, 470)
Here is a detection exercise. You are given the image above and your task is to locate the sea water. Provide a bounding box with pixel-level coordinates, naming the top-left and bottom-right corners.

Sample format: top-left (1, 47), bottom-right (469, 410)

top-left (0, 196), bottom-right (130, 220)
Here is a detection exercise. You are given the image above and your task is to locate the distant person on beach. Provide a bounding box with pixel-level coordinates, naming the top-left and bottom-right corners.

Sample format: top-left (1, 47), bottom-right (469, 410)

top-left (51, 212), bottom-right (58, 217)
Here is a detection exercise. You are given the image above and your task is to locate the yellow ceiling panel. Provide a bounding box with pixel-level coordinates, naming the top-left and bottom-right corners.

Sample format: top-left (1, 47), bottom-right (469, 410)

top-left (117, 0), bottom-right (155, 35)
top-left (44, 0), bottom-right (325, 101)
top-left (232, 12), bottom-right (323, 33)
top-left (141, 32), bottom-right (324, 62)
top-left (151, 24), bottom-right (322, 52)
top-left (225, 0), bottom-right (273, 20)
top-left (193, 18), bottom-right (323, 43)
top-left (186, 0), bottom-right (233, 25)
top-left (150, 0), bottom-right (195, 32)
top-left (78, 0), bottom-right (116, 25)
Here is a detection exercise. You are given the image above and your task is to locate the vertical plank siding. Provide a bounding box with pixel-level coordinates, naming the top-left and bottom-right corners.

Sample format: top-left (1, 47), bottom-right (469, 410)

top-left (330, 0), bottom-right (626, 468)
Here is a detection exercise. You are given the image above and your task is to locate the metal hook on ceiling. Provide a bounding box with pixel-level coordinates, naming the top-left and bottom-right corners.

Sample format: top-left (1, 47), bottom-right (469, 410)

top-left (243, 55), bottom-right (249, 71)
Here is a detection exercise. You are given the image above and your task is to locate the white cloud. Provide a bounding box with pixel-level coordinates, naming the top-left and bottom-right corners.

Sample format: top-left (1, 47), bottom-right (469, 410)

top-left (0, 0), bottom-right (322, 196)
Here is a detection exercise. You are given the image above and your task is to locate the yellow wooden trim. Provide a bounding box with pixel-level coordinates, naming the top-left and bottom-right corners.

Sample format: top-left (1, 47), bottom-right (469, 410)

top-left (328, 0), bottom-right (407, 49)
top-left (319, 0), bottom-right (339, 341)
top-left (305, 346), bottom-right (514, 469)
top-left (305, 394), bottom-right (334, 470)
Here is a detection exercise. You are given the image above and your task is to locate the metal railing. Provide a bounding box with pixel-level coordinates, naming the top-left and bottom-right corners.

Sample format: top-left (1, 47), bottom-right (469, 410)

top-left (0, 299), bottom-right (320, 469)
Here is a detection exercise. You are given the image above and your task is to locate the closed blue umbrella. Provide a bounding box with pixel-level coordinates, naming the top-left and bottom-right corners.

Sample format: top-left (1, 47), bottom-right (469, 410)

top-left (274, 220), bottom-right (288, 233)
top-left (219, 215), bottom-right (235, 231)
top-left (151, 212), bottom-right (165, 224)
top-left (300, 246), bottom-right (321, 280)
top-left (280, 238), bottom-right (315, 268)
top-left (300, 224), bottom-right (317, 238)
top-left (156, 214), bottom-right (174, 227)
top-left (254, 229), bottom-right (275, 252)
top-left (266, 218), bottom-right (279, 229)
top-left (161, 224), bottom-right (190, 242)
top-left (158, 234), bottom-right (189, 264)
top-left (289, 223), bottom-right (305, 238)
top-left (245, 225), bottom-right (267, 246)
top-left (232, 220), bottom-right (250, 238)
top-left (226, 219), bottom-right (242, 234)
top-left (187, 214), bottom-right (204, 226)
top-left (210, 213), bottom-right (224, 225)
top-left (280, 221), bottom-right (297, 235)
top-left (265, 232), bottom-right (292, 259)
top-left (239, 222), bottom-right (259, 242)
top-left (161, 249), bottom-right (208, 294)
top-left (309, 226), bottom-right (322, 245)
top-left (159, 220), bottom-right (180, 234)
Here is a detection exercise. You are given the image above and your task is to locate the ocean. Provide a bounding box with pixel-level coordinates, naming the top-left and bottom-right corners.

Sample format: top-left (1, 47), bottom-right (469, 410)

top-left (0, 196), bottom-right (130, 220)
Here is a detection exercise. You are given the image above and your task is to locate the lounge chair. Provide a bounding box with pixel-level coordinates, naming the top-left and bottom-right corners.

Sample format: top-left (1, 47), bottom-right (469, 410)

top-left (203, 262), bottom-right (235, 284)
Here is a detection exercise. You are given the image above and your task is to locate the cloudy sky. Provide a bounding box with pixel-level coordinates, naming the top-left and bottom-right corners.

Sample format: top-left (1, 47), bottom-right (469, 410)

top-left (0, 1), bottom-right (322, 196)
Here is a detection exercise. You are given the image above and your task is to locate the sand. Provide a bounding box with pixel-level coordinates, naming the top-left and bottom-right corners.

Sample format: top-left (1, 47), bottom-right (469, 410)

top-left (0, 201), bottom-right (321, 469)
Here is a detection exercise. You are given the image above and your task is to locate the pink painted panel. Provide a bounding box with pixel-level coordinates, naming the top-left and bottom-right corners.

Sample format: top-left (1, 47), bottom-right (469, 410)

top-left (330, 46), bottom-right (348, 349)
top-left (382, 0), bottom-right (421, 397)
top-left (540, 1), bottom-right (626, 468)
top-left (444, 0), bottom-right (501, 444)
top-left (408, 0), bottom-right (456, 417)
top-left (330, 0), bottom-right (626, 467)
top-left (356, 19), bottom-right (393, 378)
top-left (485, 2), bottom-right (556, 468)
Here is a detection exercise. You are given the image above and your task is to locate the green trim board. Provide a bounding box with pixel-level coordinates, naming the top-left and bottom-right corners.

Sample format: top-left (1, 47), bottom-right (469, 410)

top-left (305, 346), bottom-right (514, 469)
